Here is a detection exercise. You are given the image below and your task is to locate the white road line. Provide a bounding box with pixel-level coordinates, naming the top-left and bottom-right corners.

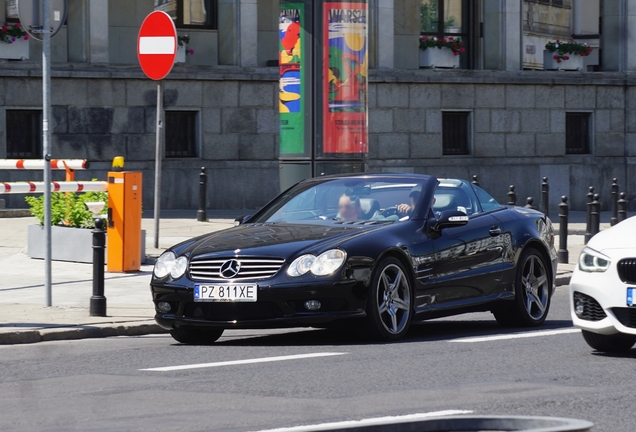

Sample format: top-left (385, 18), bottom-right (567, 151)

top-left (140, 352), bottom-right (348, 372)
top-left (449, 328), bottom-right (581, 343)
top-left (254, 410), bottom-right (474, 432)
top-left (139, 36), bottom-right (175, 54)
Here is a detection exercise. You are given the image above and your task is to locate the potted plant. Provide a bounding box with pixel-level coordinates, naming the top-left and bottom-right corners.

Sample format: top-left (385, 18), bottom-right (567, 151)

top-left (544, 40), bottom-right (591, 71)
top-left (0, 22), bottom-right (29, 60)
top-left (176, 34), bottom-right (195, 63)
top-left (25, 191), bottom-right (147, 264)
top-left (419, 36), bottom-right (465, 68)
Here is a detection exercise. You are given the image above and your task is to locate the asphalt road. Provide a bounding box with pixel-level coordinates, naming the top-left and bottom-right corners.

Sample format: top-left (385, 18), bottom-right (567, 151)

top-left (1, 286), bottom-right (635, 432)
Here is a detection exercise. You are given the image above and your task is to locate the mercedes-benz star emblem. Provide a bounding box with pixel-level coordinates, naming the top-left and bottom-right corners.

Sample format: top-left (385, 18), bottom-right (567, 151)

top-left (219, 259), bottom-right (241, 279)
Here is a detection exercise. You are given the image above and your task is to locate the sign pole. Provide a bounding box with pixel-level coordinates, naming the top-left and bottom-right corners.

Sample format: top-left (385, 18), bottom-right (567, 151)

top-left (153, 80), bottom-right (164, 249)
top-left (42, 0), bottom-right (52, 307)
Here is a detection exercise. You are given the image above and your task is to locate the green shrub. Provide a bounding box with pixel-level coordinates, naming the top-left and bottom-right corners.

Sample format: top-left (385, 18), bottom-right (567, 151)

top-left (25, 191), bottom-right (108, 229)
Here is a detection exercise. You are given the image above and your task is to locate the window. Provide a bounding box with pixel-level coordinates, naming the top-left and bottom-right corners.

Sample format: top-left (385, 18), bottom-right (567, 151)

top-left (6, 110), bottom-right (42, 159)
top-left (420, 0), bottom-right (473, 68)
top-left (565, 112), bottom-right (591, 154)
top-left (154, 0), bottom-right (217, 29)
top-left (471, 184), bottom-right (503, 213)
top-left (5, 0), bottom-right (18, 21)
top-left (442, 111), bottom-right (471, 155)
top-left (165, 111), bottom-right (198, 158)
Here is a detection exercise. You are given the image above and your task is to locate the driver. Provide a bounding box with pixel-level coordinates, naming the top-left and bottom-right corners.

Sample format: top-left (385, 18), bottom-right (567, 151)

top-left (397, 191), bottom-right (421, 217)
top-left (338, 193), bottom-right (362, 221)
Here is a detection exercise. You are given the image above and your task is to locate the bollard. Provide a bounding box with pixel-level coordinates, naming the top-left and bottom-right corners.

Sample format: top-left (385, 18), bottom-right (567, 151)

top-left (584, 186), bottom-right (594, 244)
top-left (558, 196), bottom-right (569, 264)
top-left (618, 192), bottom-right (628, 223)
top-left (197, 167), bottom-right (207, 222)
top-left (590, 193), bottom-right (601, 239)
top-left (507, 185), bottom-right (517, 206)
top-left (610, 178), bottom-right (619, 226)
top-left (525, 197), bottom-right (536, 210)
top-left (90, 218), bottom-right (107, 317)
top-left (541, 177), bottom-right (549, 218)
top-left (472, 175), bottom-right (480, 187)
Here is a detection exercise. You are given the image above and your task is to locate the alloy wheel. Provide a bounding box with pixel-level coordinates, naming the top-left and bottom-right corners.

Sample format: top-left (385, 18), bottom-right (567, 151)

top-left (376, 264), bottom-right (411, 334)
top-left (521, 255), bottom-right (549, 320)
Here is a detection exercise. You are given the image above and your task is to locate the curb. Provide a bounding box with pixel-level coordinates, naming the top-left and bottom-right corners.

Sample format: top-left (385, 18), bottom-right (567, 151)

top-left (555, 273), bottom-right (572, 287)
top-left (0, 321), bottom-right (168, 345)
top-left (0, 209), bottom-right (31, 218)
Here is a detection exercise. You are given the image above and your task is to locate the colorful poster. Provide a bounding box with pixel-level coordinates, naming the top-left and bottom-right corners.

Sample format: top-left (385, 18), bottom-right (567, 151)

top-left (322, 2), bottom-right (368, 155)
top-left (279, 5), bottom-right (305, 155)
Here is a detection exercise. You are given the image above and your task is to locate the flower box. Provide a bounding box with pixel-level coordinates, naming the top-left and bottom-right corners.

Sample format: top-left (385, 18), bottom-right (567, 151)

top-left (543, 50), bottom-right (584, 71)
top-left (176, 43), bottom-right (186, 63)
top-left (419, 47), bottom-right (460, 69)
top-left (0, 38), bottom-right (29, 60)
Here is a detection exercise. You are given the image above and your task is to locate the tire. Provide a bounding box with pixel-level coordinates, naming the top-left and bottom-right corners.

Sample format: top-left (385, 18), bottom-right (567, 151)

top-left (494, 248), bottom-right (551, 328)
top-left (169, 327), bottom-right (224, 345)
top-left (582, 330), bottom-right (636, 353)
top-left (364, 257), bottom-right (413, 341)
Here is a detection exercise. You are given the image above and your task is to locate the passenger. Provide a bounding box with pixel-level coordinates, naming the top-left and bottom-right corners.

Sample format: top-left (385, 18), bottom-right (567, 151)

top-left (338, 193), bottom-right (362, 221)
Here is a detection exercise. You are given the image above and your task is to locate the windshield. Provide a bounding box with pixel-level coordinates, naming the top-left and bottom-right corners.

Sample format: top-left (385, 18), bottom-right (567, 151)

top-left (252, 178), bottom-right (427, 224)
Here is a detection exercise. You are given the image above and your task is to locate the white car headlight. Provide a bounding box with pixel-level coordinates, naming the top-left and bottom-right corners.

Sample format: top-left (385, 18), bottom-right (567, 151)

top-left (287, 254), bottom-right (316, 277)
top-left (311, 249), bottom-right (346, 276)
top-left (154, 252), bottom-right (188, 279)
top-left (578, 247), bottom-right (611, 273)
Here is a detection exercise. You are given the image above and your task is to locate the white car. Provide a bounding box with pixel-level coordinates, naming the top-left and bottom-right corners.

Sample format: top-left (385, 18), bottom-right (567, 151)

top-left (570, 215), bottom-right (636, 352)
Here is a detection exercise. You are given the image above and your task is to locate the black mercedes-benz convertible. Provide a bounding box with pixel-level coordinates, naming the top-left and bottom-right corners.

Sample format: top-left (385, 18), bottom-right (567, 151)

top-left (151, 174), bottom-right (557, 344)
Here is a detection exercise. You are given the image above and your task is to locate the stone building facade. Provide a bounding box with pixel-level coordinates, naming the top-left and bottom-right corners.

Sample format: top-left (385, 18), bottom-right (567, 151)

top-left (1, 0), bottom-right (635, 212)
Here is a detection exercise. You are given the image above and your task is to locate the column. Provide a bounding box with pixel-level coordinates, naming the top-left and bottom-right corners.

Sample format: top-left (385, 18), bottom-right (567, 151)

top-left (377, 0), bottom-right (394, 69)
top-left (483, 0), bottom-right (521, 70)
top-left (88, 0), bottom-right (109, 63)
top-left (218, 0), bottom-right (238, 65)
top-left (602, 0), bottom-right (636, 71)
top-left (67, 0), bottom-right (88, 62)
top-left (239, 0), bottom-right (258, 67)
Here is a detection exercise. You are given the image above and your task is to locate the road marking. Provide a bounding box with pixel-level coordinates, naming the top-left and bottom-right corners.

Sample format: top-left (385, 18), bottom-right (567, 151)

top-left (140, 352), bottom-right (348, 372)
top-left (449, 328), bottom-right (581, 343)
top-left (254, 410), bottom-right (474, 432)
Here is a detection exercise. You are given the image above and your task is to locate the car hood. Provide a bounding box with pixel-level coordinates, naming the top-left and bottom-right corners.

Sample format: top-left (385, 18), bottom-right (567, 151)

top-left (588, 215), bottom-right (636, 254)
top-left (178, 222), bottom-right (389, 258)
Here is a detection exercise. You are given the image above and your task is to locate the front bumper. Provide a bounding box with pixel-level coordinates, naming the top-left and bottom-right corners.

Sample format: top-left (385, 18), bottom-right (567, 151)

top-left (150, 279), bottom-right (368, 330)
top-left (570, 268), bottom-right (636, 336)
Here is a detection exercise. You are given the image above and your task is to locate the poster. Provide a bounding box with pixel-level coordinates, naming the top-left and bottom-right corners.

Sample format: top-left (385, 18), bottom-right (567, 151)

top-left (322, 2), bottom-right (368, 154)
top-left (279, 5), bottom-right (305, 155)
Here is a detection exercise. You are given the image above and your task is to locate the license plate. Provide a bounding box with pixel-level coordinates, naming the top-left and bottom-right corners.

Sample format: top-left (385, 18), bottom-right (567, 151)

top-left (194, 284), bottom-right (257, 302)
top-left (628, 288), bottom-right (636, 306)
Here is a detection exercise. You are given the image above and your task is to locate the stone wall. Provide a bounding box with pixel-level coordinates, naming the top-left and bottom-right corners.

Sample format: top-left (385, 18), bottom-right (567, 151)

top-left (1, 65), bottom-right (635, 213)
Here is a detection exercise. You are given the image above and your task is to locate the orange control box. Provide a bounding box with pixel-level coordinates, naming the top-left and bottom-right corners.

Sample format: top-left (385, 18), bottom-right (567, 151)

top-left (107, 171), bottom-right (142, 272)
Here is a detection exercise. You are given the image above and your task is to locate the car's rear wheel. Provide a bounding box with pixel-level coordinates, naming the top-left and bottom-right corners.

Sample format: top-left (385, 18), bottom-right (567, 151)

top-left (582, 330), bottom-right (636, 352)
top-left (169, 327), bottom-right (224, 345)
top-left (494, 248), bottom-right (551, 327)
top-left (365, 257), bottom-right (412, 341)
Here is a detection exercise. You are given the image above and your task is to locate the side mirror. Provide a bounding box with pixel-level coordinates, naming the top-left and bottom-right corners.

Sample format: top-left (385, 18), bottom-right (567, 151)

top-left (234, 215), bottom-right (253, 226)
top-left (430, 210), bottom-right (469, 233)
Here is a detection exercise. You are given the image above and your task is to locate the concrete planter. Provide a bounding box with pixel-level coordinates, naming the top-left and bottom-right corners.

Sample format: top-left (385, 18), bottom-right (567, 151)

top-left (0, 38), bottom-right (29, 60)
top-left (28, 225), bottom-right (146, 264)
top-left (176, 44), bottom-right (187, 63)
top-left (419, 47), bottom-right (459, 68)
top-left (543, 50), bottom-right (585, 71)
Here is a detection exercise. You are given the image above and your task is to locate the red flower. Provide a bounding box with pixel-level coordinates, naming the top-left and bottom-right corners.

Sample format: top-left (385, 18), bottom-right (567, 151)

top-left (454, 52), bottom-right (459, 56)
top-left (24, 34), bottom-right (29, 41)
top-left (449, 37), bottom-right (454, 41)
top-left (557, 59), bottom-right (562, 64)
top-left (563, 55), bottom-right (569, 60)
top-left (580, 52), bottom-right (584, 56)
top-left (553, 54), bottom-right (559, 60)
top-left (441, 38), bottom-right (447, 43)
top-left (15, 22), bottom-right (20, 27)
top-left (460, 48), bottom-right (466, 53)
top-left (1, 25), bottom-right (7, 34)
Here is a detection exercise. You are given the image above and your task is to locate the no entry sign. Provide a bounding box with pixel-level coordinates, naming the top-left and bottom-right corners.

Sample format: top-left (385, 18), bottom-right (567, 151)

top-left (137, 11), bottom-right (177, 80)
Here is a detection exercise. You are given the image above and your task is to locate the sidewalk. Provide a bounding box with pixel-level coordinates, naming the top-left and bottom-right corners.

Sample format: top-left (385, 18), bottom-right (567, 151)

top-left (0, 211), bottom-right (590, 345)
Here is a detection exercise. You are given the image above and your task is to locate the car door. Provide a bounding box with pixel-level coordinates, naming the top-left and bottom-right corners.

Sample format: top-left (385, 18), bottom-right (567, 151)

top-left (430, 184), bottom-right (506, 304)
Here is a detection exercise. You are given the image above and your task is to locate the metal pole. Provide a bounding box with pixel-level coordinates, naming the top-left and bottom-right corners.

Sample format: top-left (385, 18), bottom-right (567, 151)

top-left (43, 0), bottom-right (52, 307)
top-left (541, 177), bottom-right (549, 218)
top-left (584, 186), bottom-right (594, 244)
top-left (590, 193), bottom-right (601, 238)
top-left (197, 167), bottom-right (207, 222)
top-left (618, 192), bottom-right (628, 223)
top-left (471, 175), bottom-right (479, 187)
top-left (507, 185), bottom-right (517, 206)
top-left (90, 218), bottom-right (107, 317)
top-left (525, 197), bottom-right (536, 210)
top-left (558, 196), bottom-right (569, 264)
top-left (153, 81), bottom-right (164, 249)
top-left (610, 178), bottom-right (619, 226)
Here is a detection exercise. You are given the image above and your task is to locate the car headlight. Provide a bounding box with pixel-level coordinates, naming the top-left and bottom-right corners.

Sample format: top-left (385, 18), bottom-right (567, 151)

top-left (154, 252), bottom-right (188, 279)
top-left (578, 247), bottom-right (611, 273)
top-left (287, 250), bottom-right (347, 277)
top-left (287, 254), bottom-right (316, 277)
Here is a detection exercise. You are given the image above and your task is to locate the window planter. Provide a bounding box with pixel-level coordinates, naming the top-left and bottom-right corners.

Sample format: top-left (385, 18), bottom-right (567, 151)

top-left (27, 225), bottom-right (146, 264)
top-left (419, 47), bottom-right (459, 69)
top-left (0, 38), bottom-right (29, 60)
top-left (543, 50), bottom-right (584, 71)
top-left (176, 43), bottom-right (187, 63)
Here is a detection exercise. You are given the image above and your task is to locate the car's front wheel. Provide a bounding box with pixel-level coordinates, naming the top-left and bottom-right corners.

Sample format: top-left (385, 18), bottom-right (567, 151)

top-left (365, 257), bottom-right (412, 341)
top-left (582, 330), bottom-right (636, 352)
top-left (169, 327), bottom-right (224, 345)
top-left (494, 248), bottom-right (551, 327)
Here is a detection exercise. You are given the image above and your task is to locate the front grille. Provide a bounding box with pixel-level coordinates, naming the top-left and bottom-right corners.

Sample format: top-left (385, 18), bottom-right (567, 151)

top-left (189, 257), bottom-right (285, 282)
top-left (184, 302), bottom-right (284, 322)
top-left (617, 259), bottom-right (636, 284)
top-left (573, 292), bottom-right (607, 321)
top-left (611, 308), bottom-right (636, 328)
